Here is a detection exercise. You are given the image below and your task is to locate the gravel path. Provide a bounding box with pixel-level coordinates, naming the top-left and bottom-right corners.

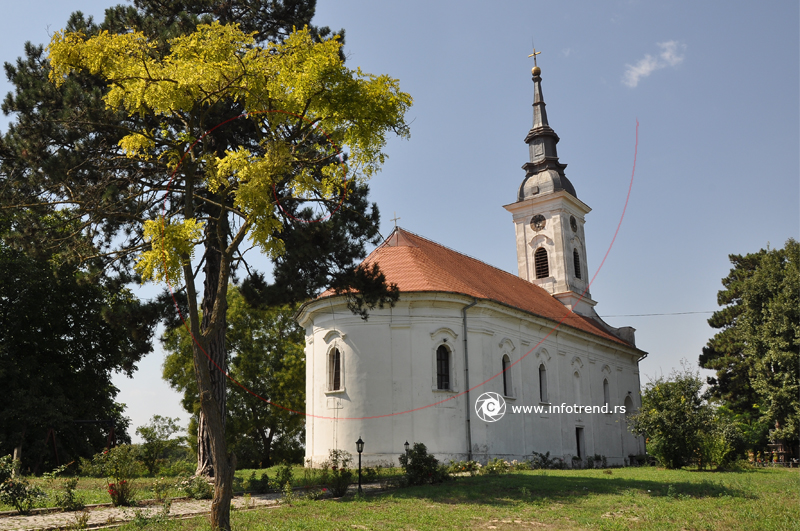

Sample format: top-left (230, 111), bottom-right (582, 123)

top-left (0, 483), bottom-right (384, 530)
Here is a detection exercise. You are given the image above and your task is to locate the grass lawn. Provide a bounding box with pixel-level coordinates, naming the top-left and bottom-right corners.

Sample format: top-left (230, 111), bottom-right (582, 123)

top-left (108, 467), bottom-right (798, 531)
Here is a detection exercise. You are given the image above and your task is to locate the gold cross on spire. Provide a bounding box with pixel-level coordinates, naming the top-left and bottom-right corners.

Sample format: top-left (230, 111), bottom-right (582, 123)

top-left (528, 46), bottom-right (541, 67)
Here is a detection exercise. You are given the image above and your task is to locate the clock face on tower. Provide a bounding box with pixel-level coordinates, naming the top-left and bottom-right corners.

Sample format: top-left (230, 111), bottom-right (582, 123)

top-left (530, 214), bottom-right (546, 231)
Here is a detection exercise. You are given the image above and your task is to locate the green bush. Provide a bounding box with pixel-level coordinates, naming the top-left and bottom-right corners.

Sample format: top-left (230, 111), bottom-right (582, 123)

top-left (274, 463), bottom-right (293, 489)
top-left (448, 460), bottom-right (481, 476)
top-left (91, 446), bottom-right (142, 506)
top-left (398, 442), bottom-right (450, 485)
top-left (482, 458), bottom-right (511, 475)
top-left (324, 450), bottom-right (353, 497)
top-left (180, 475), bottom-right (213, 500)
top-left (54, 477), bottom-right (85, 512)
top-left (245, 471), bottom-right (271, 493)
top-left (0, 455), bottom-right (46, 514)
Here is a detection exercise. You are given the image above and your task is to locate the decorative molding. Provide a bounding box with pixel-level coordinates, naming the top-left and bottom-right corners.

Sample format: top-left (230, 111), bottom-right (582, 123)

top-left (535, 348), bottom-right (551, 361)
top-left (571, 356), bottom-right (584, 369)
top-left (558, 350), bottom-right (567, 357)
top-left (601, 364), bottom-right (612, 375)
top-left (498, 337), bottom-right (516, 352)
top-left (528, 233), bottom-right (554, 248)
top-left (323, 330), bottom-right (346, 343)
top-left (430, 327), bottom-right (458, 341)
top-left (588, 357), bottom-right (597, 364)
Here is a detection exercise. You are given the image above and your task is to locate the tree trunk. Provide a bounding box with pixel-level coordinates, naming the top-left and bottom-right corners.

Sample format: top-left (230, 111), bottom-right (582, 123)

top-left (187, 212), bottom-right (236, 530)
top-left (196, 220), bottom-right (229, 478)
top-left (256, 427), bottom-right (274, 468)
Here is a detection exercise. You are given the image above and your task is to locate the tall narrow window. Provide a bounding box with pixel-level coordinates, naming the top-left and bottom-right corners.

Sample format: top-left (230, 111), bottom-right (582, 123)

top-left (573, 371), bottom-right (581, 404)
top-left (534, 247), bottom-right (549, 279)
top-left (436, 345), bottom-right (450, 390)
top-left (573, 249), bottom-right (582, 280)
top-left (329, 348), bottom-right (342, 391)
top-left (538, 364), bottom-right (548, 402)
top-left (603, 379), bottom-right (610, 405)
top-left (502, 355), bottom-right (512, 396)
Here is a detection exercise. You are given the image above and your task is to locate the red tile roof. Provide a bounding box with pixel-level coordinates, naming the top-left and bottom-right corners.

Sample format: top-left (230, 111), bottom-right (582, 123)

top-left (323, 228), bottom-right (632, 347)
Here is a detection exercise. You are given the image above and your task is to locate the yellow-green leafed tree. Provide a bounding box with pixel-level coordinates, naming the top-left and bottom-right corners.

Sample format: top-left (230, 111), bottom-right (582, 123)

top-left (48, 22), bottom-right (410, 530)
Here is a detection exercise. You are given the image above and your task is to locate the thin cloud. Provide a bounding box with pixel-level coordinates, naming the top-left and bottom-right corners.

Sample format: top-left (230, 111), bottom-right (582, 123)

top-left (622, 41), bottom-right (686, 88)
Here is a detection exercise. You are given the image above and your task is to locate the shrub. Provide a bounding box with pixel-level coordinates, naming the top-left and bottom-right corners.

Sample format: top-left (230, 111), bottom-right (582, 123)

top-left (398, 442), bottom-right (450, 485)
top-left (529, 451), bottom-right (560, 470)
top-left (180, 475), bottom-right (213, 500)
top-left (362, 466), bottom-right (379, 483)
top-left (245, 471), bottom-right (271, 493)
top-left (92, 446), bottom-right (142, 506)
top-left (54, 477), bottom-right (85, 512)
top-left (274, 463), bottom-right (294, 489)
top-left (0, 455), bottom-right (46, 514)
top-left (482, 458), bottom-right (511, 475)
top-left (448, 460), bottom-right (481, 476)
top-left (324, 449), bottom-right (353, 497)
top-left (42, 463), bottom-right (85, 512)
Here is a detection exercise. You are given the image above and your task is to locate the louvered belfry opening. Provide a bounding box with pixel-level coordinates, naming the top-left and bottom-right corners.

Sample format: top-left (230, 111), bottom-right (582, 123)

top-left (573, 248), bottom-right (582, 280)
top-left (534, 247), bottom-right (549, 279)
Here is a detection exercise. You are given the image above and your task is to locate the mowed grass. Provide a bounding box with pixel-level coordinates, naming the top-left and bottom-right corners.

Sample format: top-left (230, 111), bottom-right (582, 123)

top-left (112, 467), bottom-right (798, 531)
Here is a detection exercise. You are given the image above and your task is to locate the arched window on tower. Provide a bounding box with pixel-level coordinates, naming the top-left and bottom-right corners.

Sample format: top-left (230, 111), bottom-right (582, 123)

top-left (603, 379), bottom-right (610, 406)
top-left (573, 248), bottom-right (582, 280)
top-left (534, 247), bottom-right (549, 279)
top-left (539, 364), bottom-right (548, 402)
top-left (436, 345), bottom-right (450, 390)
top-left (502, 355), bottom-right (512, 397)
top-left (328, 348), bottom-right (342, 391)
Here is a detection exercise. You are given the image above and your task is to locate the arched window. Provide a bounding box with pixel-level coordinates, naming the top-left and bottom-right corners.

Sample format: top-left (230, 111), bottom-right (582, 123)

top-left (502, 355), bottom-right (512, 397)
top-left (328, 348), bottom-right (342, 391)
top-left (603, 379), bottom-right (610, 405)
top-left (538, 364), bottom-right (548, 402)
top-left (573, 371), bottom-right (581, 404)
top-left (436, 345), bottom-right (450, 390)
top-left (573, 248), bottom-right (582, 280)
top-left (534, 247), bottom-right (549, 279)
top-left (624, 395), bottom-right (634, 419)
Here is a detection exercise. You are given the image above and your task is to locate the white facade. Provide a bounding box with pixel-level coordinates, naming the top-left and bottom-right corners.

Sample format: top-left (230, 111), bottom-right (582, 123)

top-left (297, 292), bottom-right (645, 467)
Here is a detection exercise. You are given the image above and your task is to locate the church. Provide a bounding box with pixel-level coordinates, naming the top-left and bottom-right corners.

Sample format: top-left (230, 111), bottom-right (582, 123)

top-left (296, 63), bottom-right (647, 467)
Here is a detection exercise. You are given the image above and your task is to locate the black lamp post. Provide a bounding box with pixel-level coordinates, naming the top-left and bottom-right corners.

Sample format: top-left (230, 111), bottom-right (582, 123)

top-left (356, 436), bottom-right (365, 494)
top-left (404, 440), bottom-right (410, 456)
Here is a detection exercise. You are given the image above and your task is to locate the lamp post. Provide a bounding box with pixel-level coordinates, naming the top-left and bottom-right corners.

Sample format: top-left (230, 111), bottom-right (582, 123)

top-left (356, 437), bottom-right (364, 494)
top-left (404, 440), bottom-right (410, 457)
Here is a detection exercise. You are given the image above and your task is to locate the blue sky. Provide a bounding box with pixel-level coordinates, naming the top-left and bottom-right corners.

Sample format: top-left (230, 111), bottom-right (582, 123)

top-left (2, 1), bottom-right (798, 440)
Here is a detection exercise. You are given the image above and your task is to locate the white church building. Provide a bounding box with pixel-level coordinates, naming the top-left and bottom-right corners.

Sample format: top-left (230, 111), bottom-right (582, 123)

top-left (296, 65), bottom-right (646, 467)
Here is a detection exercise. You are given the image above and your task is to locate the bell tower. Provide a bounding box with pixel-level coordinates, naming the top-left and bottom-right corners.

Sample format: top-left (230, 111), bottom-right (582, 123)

top-left (503, 60), bottom-right (596, 315)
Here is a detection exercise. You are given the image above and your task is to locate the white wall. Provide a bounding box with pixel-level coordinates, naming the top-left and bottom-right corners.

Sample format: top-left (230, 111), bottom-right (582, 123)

top-left (298, 293), bottom-right (644, 467)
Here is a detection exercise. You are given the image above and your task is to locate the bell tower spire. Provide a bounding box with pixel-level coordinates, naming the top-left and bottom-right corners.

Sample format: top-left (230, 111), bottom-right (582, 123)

top-left (504, 58), bottom-right (594, 315)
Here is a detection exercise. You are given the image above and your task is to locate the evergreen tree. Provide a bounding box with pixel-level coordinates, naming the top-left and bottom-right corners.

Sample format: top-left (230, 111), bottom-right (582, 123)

top-left (700, 239), bottom-right (799, 445)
